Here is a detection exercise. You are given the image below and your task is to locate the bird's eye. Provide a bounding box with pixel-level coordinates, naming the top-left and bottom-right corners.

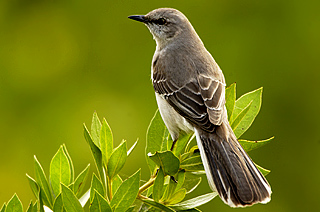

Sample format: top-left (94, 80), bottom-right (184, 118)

top-left (156, 18), bottom-right (167, 25)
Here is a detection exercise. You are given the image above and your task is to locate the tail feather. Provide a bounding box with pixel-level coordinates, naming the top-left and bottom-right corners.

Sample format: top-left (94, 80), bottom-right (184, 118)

top-left (195, 122), bottom-right (271, 207)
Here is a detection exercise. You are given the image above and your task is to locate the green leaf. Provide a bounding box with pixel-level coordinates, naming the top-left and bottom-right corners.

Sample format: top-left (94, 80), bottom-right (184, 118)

top-left (180, 155), bottom-right (204, 171)
top-left (255, 163), bottom-right (271, 176)
top-left (162, 177), bottom-right (177, 203)
top-left (6, 194), bottom-right (23, 212)
top-left (146, 110), bottom-right (170, 173)
top-left (175, 170), bottom-right (186, 192)
top-left (91, 112), bottom-right (102, 147)
top-left (184, 135), bottom-right (197, 153)
top-left (38, 189), bottom-right (45, 212)
top-left (230, 87), bottom-right (263, 138)
top-left (167, 188), bottom-right (187, 205)
top-left (153, 168), bottom-right (164, 202)
top-left (53, 194), bottom-right (64, 212)
top-left (112, 175), bottom-right (123, 196)
top-left (107, 140), bottom-right (127, 179)
top-left (89, 191), bottom-right (112, 212)
top-left (100, 118), bottom-right (113, 165)
top-left (50, 146), bottom-right (71, 196)
top-left (0, 203), bottom-right (6, 212)
top-left (34, 156), bottom-right (53, 208)
top-left (169, 192), bottom-right (218, 210)
top-left (239, 137), bottom-right (274, 152)
top-left (127, 139), bottom-right (138, 156)
top-left (61, 184), bottom-right (84, 212)
top-left (26, 174), bottom-right (39, 199)
top-left (83, 124), bottom-right (104, 180)
top-left (74, 164), bottom-right (90, 197)
top-left (111, 170), bottom-right (140, 212)
top-left (26, 201), bottom-right (33, 212)
top-left (32, 202), bottom-right (38, 212)
top-left (142, 199), bottom-right (175, 212)
top-left (225, 83), bottom-right (236, 121)
top-left (62, 144), bottom-right (75, 183)
top-left (90, 173), bottom-right (105, 202)
top-left (125, 206), bottom-right (135, 212)
top-left (182, 173), bottom-right (202, 194)
top-left (173, 133), bottom-right (193, 157)
top-left (230, 100), bottom-right (253, 134)
top-left (149, 151), bottom-right (180, 176)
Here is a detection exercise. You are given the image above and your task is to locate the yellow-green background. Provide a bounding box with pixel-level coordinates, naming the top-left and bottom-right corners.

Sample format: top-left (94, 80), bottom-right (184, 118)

top-left (0, 0), bottom-right (319, 211)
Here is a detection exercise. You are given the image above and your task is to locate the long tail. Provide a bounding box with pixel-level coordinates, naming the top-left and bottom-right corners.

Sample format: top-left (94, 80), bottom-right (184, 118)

top-left (195, 121), bottom-right (271, 207)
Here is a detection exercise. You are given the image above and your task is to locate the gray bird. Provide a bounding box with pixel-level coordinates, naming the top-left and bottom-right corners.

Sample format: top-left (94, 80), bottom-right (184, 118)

top-left (128, 8), bottom-right (271, 207)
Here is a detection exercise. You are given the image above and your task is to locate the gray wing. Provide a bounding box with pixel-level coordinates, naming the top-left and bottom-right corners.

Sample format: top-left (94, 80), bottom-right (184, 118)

top-left (153, 67), bottom-right (226, 133)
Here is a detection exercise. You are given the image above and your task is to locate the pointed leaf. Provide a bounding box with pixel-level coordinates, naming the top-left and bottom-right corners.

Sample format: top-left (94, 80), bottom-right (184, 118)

top-left (125, 206), bottom-right (135, 212)
top-left (107, 140), bottom-right (127, 179)
top-left (0, 203), bottom-right (6, 212)
top-left (53, 194), bottom-right (63, 212)
top-left (182, 173), bottom-right (202, 194)
top-left (6, 194), bottom-right (23, 212)
top-left (112, 175), bottom-right (123, 196)
top-left (90, 173), bottom-right (105, 202)
top-left (34, 156), bottom-right (53, 207)
top-left (83, 124), bottom-right (104, 180)
top-left (26, 201), bottom-right (33, 212)
top-left (74, 164), bottom-right (90, 197)
top-left (26, 174), bottom-right (39, 199)
top-left (100, 118), bottom-right (113, 164)
top-left (31, 202), bottom-right (38, 212)
top-left (239, 137), bottom-right (274, 152)
top-left (149, 151), bottom-right (180, 176)
top-left (162, 177), bottom-right (177, 203)
top-left (255, 163), bottom-right (271, 176)
top-left (89, 191), bottom-right (112, 212)
top-left (61, 184), bottom-right (84, 212)
top-left (146, 110), bottom-right (170, 173)
top-left (111, 170), bottom-right (140, 212)
top-left (184, 134), bottom-right (196, 153)
top-left (180, 155), bottom-right (204, 171)
top-left (230, 100), bottom-right (253, 134)
top-left (153, 168), bottom-right (164, 202)
top-left (50, 146), bottom-right (71, 196)
top-left (38, 189), bottom-right (45, 212)
top-left (62, 144), bottom-right (74, 183)
top-left (167, 188), bottom-right (187, 205)
top-left (127, 139), bottom-right (138, 156)
top-left (173, 133), bottom-right (193, 157)
top-left (230, 87), bottom-right (263, 138)
top-left (175, 170), bottom-right (186, 192)
top-left (142, 199), bottom-right (175, 212)
top-left (225, 83), bottom-right (236, 121)
top-left (169, 192), bottom-right (218, 210)
top-left (91, 112), bottom-right (102, 147)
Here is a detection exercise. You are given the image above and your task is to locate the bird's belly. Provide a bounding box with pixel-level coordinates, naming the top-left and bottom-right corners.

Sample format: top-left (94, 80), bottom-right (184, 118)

top-left (155, 93), bottom-right (194, 141)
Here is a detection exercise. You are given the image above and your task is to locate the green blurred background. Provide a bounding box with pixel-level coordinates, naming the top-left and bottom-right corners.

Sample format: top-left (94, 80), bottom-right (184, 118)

top-left (0, 0), bottom-right (319, 211)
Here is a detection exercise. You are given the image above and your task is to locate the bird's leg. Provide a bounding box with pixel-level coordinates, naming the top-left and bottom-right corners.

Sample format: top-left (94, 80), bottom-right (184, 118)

top-left (170, 139), bottom-right (177, 151)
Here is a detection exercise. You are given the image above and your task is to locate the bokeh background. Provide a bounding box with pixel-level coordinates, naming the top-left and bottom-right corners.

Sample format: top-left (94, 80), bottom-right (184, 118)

top-left (0, 0), bottom-right (319, 211)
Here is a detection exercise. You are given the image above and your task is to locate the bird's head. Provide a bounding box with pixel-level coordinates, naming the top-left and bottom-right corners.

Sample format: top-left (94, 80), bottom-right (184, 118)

top-left (128, 8), bottom-right (195, 46)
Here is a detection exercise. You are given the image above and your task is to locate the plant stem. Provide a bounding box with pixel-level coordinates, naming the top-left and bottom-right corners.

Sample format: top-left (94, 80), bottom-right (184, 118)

top-left (139, 177), bottom-right (156, 194)
top-left (107, 177), bottom-right (113, 200)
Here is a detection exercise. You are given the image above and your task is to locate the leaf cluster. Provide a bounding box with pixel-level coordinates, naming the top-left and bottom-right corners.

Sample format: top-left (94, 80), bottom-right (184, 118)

top-left (0, 84), bottom-right (273, 212)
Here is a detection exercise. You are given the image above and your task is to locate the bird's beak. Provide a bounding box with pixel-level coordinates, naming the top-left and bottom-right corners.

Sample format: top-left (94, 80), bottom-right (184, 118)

top-left (128, 15), bottom-right (147, 23)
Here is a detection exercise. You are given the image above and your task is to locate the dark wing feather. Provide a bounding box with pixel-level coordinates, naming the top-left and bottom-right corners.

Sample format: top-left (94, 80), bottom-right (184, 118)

top-left (153, 68), bottom-right (226, 132)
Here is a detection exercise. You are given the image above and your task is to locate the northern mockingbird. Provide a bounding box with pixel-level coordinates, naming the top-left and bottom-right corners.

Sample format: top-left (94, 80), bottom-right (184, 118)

top-left (128, 8), bottom-right (271, 207)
